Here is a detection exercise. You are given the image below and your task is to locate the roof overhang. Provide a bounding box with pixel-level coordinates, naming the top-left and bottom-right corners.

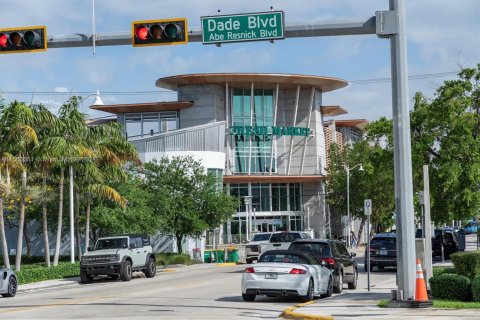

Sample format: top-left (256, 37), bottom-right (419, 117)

top-left (156, 73), bottom-right (347, 93)
top-left (223, 175), bottom-right (326, 184)
top-left (321, 105), bottom-right (348, 117)
top-left (90, 101), bottom-right (194, 114)
top-left (332, 119), bottom-right (368, 129)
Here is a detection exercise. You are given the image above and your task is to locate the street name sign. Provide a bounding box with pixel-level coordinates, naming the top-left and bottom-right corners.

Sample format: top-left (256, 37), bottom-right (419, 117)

top-left (201, 11), bottom-right (285, 44)
top-left (364, 199), bottom-right (372, 216)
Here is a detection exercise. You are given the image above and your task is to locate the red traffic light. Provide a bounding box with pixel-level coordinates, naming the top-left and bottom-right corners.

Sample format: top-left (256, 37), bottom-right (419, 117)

top-left (132, 18), bottom-right (188, 47)
top-left (0, 26), bottom-right (47, 54)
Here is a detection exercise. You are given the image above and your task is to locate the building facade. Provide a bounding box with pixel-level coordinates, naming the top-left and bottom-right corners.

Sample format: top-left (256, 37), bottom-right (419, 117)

top-left (92, 73), bottom-right (348, 246)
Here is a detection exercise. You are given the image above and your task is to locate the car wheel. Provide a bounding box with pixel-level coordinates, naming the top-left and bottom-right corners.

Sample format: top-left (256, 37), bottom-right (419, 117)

top-left (348, 268), bottom-right (358, 289)
top-left (1, 276), bottom-right (17, 297)
top-left (333, 271), bottom-right (343, 294)
top-left (80, 270), bottom-right (93, 284)
top-left (321, 276), bottom-right (333, 298)
top-left (246, 258), bottom-right (253, 264)
top-left (144, 258), bottom-right (156, 278)
top-left (242, 293), bottom-right (256, 302)
top-left (300, 279), bottom-right (314, 302)
top-left (120, 260), bottom-right (133, 281)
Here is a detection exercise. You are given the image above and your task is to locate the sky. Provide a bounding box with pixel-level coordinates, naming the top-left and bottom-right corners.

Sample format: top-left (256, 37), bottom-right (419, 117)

top-left (0, 0), bottom-right (479, 122)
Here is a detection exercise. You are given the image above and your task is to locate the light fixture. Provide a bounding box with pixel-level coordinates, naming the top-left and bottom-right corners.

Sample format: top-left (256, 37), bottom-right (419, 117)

top-left (91, 90), bottom-right (104, 106)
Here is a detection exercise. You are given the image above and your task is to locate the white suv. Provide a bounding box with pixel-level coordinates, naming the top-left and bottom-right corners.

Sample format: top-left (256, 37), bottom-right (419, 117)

top-left (262, 231), bottom-right (312, 252)
top-left (80, 234), bottom-right (156, 283)
top-left (245, 232), bottom-right (273, 264)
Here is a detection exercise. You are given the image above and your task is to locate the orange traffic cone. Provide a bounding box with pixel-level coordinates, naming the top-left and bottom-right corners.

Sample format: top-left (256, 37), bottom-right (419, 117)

top-left (415, 258), bottom-right (428, 302)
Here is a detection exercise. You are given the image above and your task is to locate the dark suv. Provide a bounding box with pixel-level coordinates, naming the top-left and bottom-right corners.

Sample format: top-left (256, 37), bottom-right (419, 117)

top-left (289, 239), bottom-right (357, 293)
top-left (366, 233), bottom-right (397, 271)
top-left (432, 228), bottom-right (458, 259)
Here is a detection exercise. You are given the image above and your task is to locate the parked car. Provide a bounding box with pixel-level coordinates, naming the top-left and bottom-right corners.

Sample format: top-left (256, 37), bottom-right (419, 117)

top-left (261, 231), bottom-right (312, 252)
top-left (245, 232), bottom-right (273, 264)
top-left (365, 233), bottom-right (397, 271)
top-left (0, 268), bottom-right (17, 298)
top-left (241, 249), bottom-right (333, 302)
top-left (432, 228), bottom-right (458, 259)
top-left (464, 220), bottom-right (478, 234)
top-left (289, 239), bottom-right (357, 293)
top-left (80, 234), bottom-right (156, 283)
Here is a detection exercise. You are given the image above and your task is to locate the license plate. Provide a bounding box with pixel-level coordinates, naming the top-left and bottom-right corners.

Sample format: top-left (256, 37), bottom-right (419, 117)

top-left (265, 273), bottom-right (278, 279)
top-left (380, 250), bottom-right (388, 255)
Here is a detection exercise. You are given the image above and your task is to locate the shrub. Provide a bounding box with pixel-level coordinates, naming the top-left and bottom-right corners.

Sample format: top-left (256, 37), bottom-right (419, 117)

top-left (166, 254), bottom-right (192, 265)
top-left (429, 274), bottom-right (472, 301)
top-left (472, 276), bottom-right (480, 302)
top-left (451, 251), bottom-right (480, 279)
top-left (432, 266), bottom-right (456, 277)
top-left (16, 262), bottom-right (80, 285)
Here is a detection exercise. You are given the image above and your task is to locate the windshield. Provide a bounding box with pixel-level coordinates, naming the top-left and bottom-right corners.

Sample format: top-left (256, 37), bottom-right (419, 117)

top-left (95, 238), bottom-right (128, 250)
top-left (270, 233), bottom-right (302, 243)
top-left (259, 253), bottom-right (309, 264)
top-left (371, 237), bottom-right (396, 247)
top-left (252, 234), bottom-right (271, 241)
top-left (289, 242), bottom-right (331, 257)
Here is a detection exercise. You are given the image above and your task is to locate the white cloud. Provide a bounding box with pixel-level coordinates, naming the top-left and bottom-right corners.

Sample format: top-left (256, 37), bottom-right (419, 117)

top-left (54, 86), bottom-right (69, 93)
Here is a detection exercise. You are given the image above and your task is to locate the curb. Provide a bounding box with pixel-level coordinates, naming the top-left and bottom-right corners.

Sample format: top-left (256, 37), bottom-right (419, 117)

top-left (281, 301), bottom-right (334, 320)
top-left (18, 277), bottom-right (80, 293)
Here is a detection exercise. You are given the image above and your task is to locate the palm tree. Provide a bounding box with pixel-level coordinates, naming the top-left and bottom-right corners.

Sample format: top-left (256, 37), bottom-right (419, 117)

top-left (0, 101), bottom-right (38, 271)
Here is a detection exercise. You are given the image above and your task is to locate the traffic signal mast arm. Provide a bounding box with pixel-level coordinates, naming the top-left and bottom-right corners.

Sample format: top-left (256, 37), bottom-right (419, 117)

top-left (47, 17), bottom-right (377, 48)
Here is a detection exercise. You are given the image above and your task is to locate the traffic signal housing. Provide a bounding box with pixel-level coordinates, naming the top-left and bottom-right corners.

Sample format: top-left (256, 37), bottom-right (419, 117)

top-left (132, 18), bottom-right (188, 47)
top-left (0, 26), bottom-right (47, 54)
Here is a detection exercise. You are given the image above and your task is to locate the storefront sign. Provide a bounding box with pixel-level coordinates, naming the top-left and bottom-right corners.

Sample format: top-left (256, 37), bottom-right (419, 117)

top-left (228, 125), bottom-right (311, 137)
top-left (201, 11), bottom-right (284, 44)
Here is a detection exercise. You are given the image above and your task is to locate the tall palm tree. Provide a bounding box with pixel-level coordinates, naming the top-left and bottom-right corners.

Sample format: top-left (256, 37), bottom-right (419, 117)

top-left (0, 101), bottom-right (38, 271)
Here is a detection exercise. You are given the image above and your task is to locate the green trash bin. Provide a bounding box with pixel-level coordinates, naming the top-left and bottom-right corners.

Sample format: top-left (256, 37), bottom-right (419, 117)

top-left (216, 250), bottom-right (225, 263)
top-left (227, 250), bottom-right (239, 263)
top-left (203, 250), bottom-right (211, 263)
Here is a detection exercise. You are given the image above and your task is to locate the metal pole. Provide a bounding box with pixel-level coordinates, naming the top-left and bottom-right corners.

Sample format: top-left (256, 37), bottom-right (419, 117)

top-left (346, 166), bottom-right (350, 247)
top-left (69, 165), bottom-right (75, 263)
top-left (390, 0), bottom-right (416, 301)
top-left (253, 208), bottom-right (256, 233)
top-left (423, 165), bottom-right (433, 287)
top-left (92, 0), bottom-right (96, 54)
top-left (367, 213), bottom-right (371, 291)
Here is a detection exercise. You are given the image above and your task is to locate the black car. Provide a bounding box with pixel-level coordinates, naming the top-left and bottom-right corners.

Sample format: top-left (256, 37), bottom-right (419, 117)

top-left (432, 228), bottom-right (458, 259)
top-left (366, 233), bottom-right (396, 271)
top-left (289, 239), bottom-right (357, 294)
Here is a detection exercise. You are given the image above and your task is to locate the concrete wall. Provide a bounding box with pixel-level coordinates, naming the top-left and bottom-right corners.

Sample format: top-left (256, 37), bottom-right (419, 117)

top-left (177, 84), bottom-right (225, 128)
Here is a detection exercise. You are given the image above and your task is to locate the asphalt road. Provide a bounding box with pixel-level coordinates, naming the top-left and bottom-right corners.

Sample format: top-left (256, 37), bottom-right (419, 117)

top-left (1, 260), bottom-right (396, 320)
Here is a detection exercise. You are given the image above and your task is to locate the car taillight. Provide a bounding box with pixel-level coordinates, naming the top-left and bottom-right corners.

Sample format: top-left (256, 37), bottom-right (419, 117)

top-left (289, 268), bottom-right (307, 274)
top-left (321, 258), bottom-right (336, 265)
top-left (245, 267), bottom-right (255, 273)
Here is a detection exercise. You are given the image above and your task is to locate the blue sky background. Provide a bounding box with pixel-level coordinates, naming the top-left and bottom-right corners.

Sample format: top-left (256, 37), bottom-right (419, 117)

top-left (0, 0), bottom-right (479, 121)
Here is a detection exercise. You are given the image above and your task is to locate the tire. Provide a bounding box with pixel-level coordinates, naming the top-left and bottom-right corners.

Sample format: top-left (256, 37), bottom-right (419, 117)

top-left (333, 271), bottom-right (343, 294)
top-left (246, 258), bottom-right (253, 264)
top-left (321, 276), bottom-right (333, 298)
top-left (300, 279), bottom-right (314, 302)
top-left (80, 270), bottom-right (93, 284)
top-left (242, 293), bottom-right (256, 301)
top-left (144, 258), bottom-right (156, 278)
top-left (1, 276), bottom-right (17, 297)
top-left (348, 269), bottom-right (358, 289)
top-left (120, 260), bottom-right (133, 281)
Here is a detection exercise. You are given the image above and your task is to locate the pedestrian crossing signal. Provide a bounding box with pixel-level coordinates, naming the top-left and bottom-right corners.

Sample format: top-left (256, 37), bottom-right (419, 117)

top-left (0, 26), bottom-right (47, 54)
top-left (132, 18), bottom-right (188, 47)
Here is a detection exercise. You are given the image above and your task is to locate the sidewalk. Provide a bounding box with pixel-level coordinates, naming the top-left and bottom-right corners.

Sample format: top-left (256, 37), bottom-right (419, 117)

top-left (18, 277), bottom-right (80, 293)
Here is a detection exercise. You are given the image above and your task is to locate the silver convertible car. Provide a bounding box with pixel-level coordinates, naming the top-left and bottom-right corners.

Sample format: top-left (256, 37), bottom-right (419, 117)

top-left (241, 250), bottom-right (333, 302)
top-left (0, 268), bottom-right (17, 298)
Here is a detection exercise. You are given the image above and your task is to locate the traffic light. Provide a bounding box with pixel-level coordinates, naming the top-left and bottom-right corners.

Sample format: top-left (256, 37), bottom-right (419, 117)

top-left (132, 18), bottom-right (188, 47)
top-left (0, 26), bottom-right (47, 54)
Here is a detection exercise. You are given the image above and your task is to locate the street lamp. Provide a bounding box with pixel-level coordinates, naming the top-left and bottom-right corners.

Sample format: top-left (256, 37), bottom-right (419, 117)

top-left (346, 163), bottom-right (364, 247)
top-left (243, 196), bottom-right (252, 242)
top-left (68, 90), bottom-right (104, 263)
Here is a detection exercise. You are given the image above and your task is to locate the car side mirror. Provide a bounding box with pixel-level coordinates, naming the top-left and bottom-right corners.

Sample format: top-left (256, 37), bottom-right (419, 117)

top-left (87, 246), bottom-right (93, 252)
top-left (350, 252), bottom-right (357, 258)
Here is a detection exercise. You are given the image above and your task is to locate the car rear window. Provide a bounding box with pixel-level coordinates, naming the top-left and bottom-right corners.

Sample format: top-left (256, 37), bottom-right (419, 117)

top-left (270, 233), bottom-right (302, 243)
top-left (289, 242), bottom-right (331, 257)
top-left (252, 234), bottom-right (271, 241)
top-left (371, 237), bottom-right (396, 247)
top-left (259, 253), bottom-right (309, 264)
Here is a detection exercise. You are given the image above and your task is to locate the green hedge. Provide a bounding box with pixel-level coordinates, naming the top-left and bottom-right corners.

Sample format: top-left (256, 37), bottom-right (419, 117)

top-left (451, 251), bottom-right (480, 279)
top-left (16, 262), bottom-right (80, 285)
top-left (154, 253), bottom-right (192, 266)
top-left (1, 255), bottom-right (72, 266)
top-left (433, 266), bottom-right (456, 277)
top-left (429, 274), bottom-right (472, 301)
top-left (472, 277), bottom-right (480, 302)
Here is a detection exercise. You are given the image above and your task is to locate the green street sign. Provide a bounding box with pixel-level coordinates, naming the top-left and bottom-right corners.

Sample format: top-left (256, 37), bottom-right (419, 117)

top-left (201, 11), bottom-right (284, 44)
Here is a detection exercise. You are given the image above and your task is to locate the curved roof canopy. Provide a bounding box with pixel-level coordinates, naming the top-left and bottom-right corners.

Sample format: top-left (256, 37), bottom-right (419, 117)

top-left (156, 73), bottom-right (347, 93)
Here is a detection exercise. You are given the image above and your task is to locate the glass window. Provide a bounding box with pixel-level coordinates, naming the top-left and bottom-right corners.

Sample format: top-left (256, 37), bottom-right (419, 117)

top-left (289, 184), bottom-right (301, 212)
top-left (143, 113), bottom-right (159, 136)
top-left (124, 111), bottom-right (178, 138)
top-left (125, 113), bottom-right (142, 138)
top-left (272, 184), bottom-right (288, 211)
top-left (259, 253), bottom-right (309, 264)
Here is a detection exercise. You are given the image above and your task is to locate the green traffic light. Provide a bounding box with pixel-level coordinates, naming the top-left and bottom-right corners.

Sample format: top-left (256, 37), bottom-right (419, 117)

top-left (164, 24), bottom-right (179, 39)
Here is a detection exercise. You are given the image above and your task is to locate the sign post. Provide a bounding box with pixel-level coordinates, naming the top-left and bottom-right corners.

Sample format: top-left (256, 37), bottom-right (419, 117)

top-left (365, 199), bottom-right (372, 291)
top-left (201, 11), bottom-right (284, 45)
